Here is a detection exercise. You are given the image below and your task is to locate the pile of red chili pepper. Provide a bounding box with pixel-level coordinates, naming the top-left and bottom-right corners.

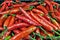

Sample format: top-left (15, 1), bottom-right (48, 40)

top-left (0, 0), bottom-right (60, 40)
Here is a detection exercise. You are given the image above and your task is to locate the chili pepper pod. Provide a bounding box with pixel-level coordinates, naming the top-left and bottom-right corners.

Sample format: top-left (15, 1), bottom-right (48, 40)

top-left (54, 9), bottom-right (60, 16)
top-left (37, 5), bottom-right (51, 21)
top-left (50, 18), bottom-right (60, 30)
top-left (16, 15), bottom-right (41, 26)
top-left (10, 26), bottom-right (36, 40)
top-left (3, 16), bottom-right (12, 27)
top-left (19, 7), bottom-right (40, 25)
top-left (0, 8), bottom-right (20, 14)
top-left (7, 23), bottom-right (29, 30)
top-left (55, 16), bottom-right (60, 22)
top-left (8, 16), bottom-right (15, 27)
top-left (28, 2), bottom-right (38, 6)
top-left (37, 14), bottom-right (58, 30)
top-left (0, 14), bottom-right (8, 27)
top-left (45, 0), bottom-right (54, 12)
top-left (30, 11), bottom-right (53, 31)
top-left (0, 4), bottom-right (6, 12)
top-left (32, 9), bottom-right (44, 15)
top-left (39, 27), bottom-right (53, 40)
top-left (51, 1), bottom-right (59, 9)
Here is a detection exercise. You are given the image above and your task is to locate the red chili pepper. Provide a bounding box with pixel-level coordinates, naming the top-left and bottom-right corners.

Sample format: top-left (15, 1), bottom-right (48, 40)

top-left (54, 9), bottom-right (60, 16)
top-left (13, 4), bottom-right (21, 8)
top-left (10, 26), bottom-right (36, 40)
top-left (3, 16), bottom-right (12, 27)
top-left (13, 30), bottom-right (20, 34)
top-left (55, 16), bottom-right (60, 22)
top-left (37, 5), bottom-right (51, 21)
top-left (30, 11), bottom-right (53, 31)
top-left (37, 14), bottom-right (58, 30)
top-left (19, 7), bottom-right (40, 25)
top-left (0, 15), bottom-right (7, 27)
top-left (7, 23), bottom-right (29, 30)
top-left (16, 15), bottom-right (41, 26)
top-left (28, 2), bottom-right (38, 6)
top-left (45, 0), bottom-right (54, 12)
top-left (0, 4), bottom-right (6, 12)
top-left (8, 16), bottom-right (15, 27)
top-left (0, 8), bottom-right (19, 14)
top-left (2, 31), bottom-right (11, 39)
top-left (32, 9), bottom-right (44, 14)
top-left (51, 1), bottom-right (59, 9)
top-left (37, 5), bottom-right (48, 15)
top-left (50, 18), bottom-right (60, 29)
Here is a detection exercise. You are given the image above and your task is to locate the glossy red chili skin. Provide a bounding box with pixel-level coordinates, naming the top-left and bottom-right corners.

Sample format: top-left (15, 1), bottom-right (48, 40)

top-left (37, 14), bottom-right (58, 30)
top-left (8, 23), bottom-right (29, 30)
top-left (19, 7), bottom-right (40, 25)
top-left (10, 26), bottom-right (36, 40)
top-left (30, 11), bottom-right (53, 31)
top-left (16, 15), bottom-right (41, 26)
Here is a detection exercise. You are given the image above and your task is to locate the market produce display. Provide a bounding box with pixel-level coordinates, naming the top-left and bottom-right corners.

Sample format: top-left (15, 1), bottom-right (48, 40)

top-left (0, 0), bottom-right (60, 40)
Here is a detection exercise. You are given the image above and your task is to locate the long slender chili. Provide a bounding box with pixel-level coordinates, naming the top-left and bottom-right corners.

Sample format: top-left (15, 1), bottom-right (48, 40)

top-left (10, 26), bottom-right (36, 40)
top-left (37, 5), bottom-right (51, 21)
top-left (3, 16), bottom-right (12, 27)
top-left (8, 16), bottom-right (15, 27)
top-left (7, 23), bottom-right (29, 30)
top-left (19, 7), bottom-right (40, 25)
top-left (30, 11), bottom-right (53, 31)
top-left (16, 15), bottom-right (41, 26)
top-left (37, 14), bottom-right (58, 30)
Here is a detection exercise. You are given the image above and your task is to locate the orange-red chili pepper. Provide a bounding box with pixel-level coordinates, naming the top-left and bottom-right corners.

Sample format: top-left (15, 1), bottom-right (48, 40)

top-left (37, 14), bottom-right (58, 30)
top-left (10, 26), bottom-right (36, 40)
top-left (19, 7), bottom-right (40, 25)
top-left (16, 15), bottom-right (41, 26)
top-left (8, 16), bottom-right (15, 27)
top-left (0, 4), bottom-right (6, 12)
top-left (30, 11), bottom-right (53, 31)
top-left (8, 23), bottom-right (29, 30)
top-left (3, 16), bottom-right (12, 27)
top-left (0, 8), bottom-right (19, 14)
top-left (37, 5), bottom-right (51, 21)
top-left (0, 15), bottom-right (7, 27)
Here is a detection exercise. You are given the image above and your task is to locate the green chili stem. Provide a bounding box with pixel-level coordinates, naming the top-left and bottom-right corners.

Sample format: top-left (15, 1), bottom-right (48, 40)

top-left (4, 36), bottom-right (11, 40)
top-left (36, 33), bottom-right (43, 40)
top-left (52, 30), bottom-right (60, 35)
top-left (30, 36), bottom-right (36, 40)
top-left (39, 27), bottom-right (53, 40)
